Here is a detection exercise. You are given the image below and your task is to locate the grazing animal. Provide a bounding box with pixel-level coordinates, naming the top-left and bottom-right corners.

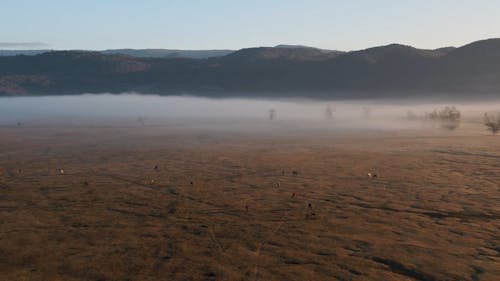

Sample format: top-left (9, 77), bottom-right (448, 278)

top-left (59, 169), bottom-right (65, 175)
top-left (83, 181), bottom-right (89, 186)
top-left (367, 173), bottom-right (378, 179)
top-left (245, 205), bottom-right (249, 213)
top-left (190, 181), bottom-right (194, 186)
top-left (154, 165), bottom-right (159, 170)
top-left (150, 179), bottom-right (155, 185)
top-left (306, 203), bottom-right (316, 219)
top-left (292, 171), bottom-right (299, 176)
top-left (291, 192), bottom-right (296, 199)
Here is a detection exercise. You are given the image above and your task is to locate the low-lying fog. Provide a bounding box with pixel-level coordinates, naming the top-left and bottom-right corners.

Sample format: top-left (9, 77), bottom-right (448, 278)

top-left (1, 93), bottom-right (499, 132)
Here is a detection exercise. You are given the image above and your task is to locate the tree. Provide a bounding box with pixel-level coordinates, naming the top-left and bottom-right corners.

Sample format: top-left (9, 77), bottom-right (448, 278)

top-left (483, 113), bottom-right (500, 135)
top-left (427, 106), bottom-right (461, 130)
top-left (406, 110), bottom-right (417, 121)
top-left (137, 117), bottom-right (146, 126)
top-left (269, 109), bottom-right (276, 120)
top-left (325, 105), bottom-right (334, 120)
top-left (362, 106), bottom-right (372, 119)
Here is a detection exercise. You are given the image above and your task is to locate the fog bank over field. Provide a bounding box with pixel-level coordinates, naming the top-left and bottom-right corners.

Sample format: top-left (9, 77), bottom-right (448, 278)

top-left (1, 93), bottom-right (499, 132)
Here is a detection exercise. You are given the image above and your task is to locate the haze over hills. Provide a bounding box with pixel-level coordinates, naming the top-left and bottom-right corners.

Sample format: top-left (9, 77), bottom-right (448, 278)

top-left (0, 49), bottom-right (234, 59)
top-left (100, 49), bottom-right (234, 59)
top-left (222, 45), bottom-right (343, 62)
top-left (0, 39), bottom-right (499, 99)
top-left (0, 50), bottom-right (52, 56)
top-left (0, 45), bottom-right (340, 59)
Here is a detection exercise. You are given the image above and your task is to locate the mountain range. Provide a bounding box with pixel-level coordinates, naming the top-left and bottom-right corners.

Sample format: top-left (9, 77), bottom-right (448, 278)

top-left (1, 39), bottom-right (499, 99)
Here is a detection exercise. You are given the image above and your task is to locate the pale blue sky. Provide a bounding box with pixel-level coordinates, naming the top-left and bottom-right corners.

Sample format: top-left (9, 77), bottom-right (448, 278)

top-left (1, 0), bottom-right (499, 51)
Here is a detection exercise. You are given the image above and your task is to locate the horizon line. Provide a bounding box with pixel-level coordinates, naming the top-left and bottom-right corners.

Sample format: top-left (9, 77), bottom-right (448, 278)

top-left (0, 37), bottom-right (498, 53)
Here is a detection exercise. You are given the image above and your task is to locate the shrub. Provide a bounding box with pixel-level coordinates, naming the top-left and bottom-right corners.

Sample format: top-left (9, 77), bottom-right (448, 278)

top-left (427, 106), bottom-right (461, 130)
top-left (483, 113), bottom-right (500, 135)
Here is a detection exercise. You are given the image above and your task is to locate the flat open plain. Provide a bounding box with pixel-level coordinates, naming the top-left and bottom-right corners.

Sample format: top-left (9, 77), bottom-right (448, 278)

top-left (0, 120), bottom-right (499, 281)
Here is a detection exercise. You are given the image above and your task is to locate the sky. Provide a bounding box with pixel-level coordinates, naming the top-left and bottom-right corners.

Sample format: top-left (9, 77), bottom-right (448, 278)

top-left (1, 0), bottom-right (500, 51)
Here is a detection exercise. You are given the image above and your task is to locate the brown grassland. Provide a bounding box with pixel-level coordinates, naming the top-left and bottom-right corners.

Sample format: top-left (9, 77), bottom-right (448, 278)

top-left (0, 121), bottom-right (499, 281)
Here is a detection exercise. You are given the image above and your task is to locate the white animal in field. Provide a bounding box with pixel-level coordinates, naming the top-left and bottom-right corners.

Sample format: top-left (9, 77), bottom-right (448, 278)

top-left (59, 169), bottom-right (65, 175)
top-left (367, 172), bottom-right (378, 178)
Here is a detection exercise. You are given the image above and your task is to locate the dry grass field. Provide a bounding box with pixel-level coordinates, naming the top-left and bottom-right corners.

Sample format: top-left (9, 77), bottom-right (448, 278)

top-left (0, 121), bottom-right (499, 281)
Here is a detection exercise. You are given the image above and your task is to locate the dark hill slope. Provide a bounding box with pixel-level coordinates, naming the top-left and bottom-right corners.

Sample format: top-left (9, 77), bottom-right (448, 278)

top-left (1, 39), bottom-right (500, 98)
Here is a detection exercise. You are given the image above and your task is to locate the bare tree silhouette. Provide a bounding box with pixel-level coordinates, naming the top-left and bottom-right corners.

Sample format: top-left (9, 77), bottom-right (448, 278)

top-left (137, 117), bottom-right (146, 126)
top-left (406, 110), bottom-right (418, 121)
top-left (325, 105), bottom-right (334, 120)
top-left (362, 106), bottom-right (372, 119)
top-left (268, 109), bottom-right (276, 121)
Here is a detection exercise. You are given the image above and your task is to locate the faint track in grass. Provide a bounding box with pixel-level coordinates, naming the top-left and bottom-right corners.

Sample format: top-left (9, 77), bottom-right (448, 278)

top-left (350, 202), bottom-right (500, 221)
top-left (432, 149), bottom-right (500, 159)
top-left (371, 256), bottom-right (437, 281)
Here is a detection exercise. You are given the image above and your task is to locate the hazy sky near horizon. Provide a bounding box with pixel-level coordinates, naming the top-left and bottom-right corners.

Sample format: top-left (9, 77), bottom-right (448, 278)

top-left (2, 0), bottom-right (500, 51)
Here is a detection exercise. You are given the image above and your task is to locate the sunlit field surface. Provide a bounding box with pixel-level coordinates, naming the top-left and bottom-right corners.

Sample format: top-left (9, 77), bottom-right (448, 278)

top-left (1, 95), bottom-right (499, 280)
